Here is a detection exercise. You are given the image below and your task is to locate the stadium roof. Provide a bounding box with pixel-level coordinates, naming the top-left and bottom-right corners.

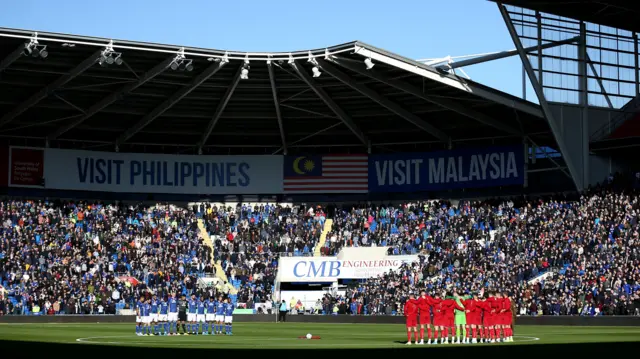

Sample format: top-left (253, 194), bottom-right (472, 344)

top-left (0, 27), bottom-right (551, 156)
top-left (495, 0), bottom-right (640, 33)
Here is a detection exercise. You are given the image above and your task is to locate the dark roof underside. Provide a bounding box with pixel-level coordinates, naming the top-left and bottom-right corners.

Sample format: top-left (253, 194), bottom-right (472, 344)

top-left (495, 0), bottom-right (640, 33)
top-left (0, 29), bottom-right (552, 155)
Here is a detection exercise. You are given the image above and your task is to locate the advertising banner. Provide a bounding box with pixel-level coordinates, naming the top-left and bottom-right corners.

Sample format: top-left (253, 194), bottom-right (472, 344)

top-left (278, 255), bottom-right (419, 282)
top-left (40, 148), bottom-right (283, 194)
top-left (368, 146), bottom-right (524, 192)
top-left (9, 147), bottom-right (44, 188)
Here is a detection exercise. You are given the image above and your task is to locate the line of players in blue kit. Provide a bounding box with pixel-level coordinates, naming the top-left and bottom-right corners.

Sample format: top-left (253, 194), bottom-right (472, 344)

top-left (135, 293), bottom-right (235, 336)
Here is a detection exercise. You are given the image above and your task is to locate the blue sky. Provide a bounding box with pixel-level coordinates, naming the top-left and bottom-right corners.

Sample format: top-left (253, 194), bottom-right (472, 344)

top-left (0, 0), bottom-right (534, 99)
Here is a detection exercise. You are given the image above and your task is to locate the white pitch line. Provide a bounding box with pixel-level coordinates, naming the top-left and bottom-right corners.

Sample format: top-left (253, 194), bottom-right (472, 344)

top-left (513, 335), bottom-right (540, 342)
top-left (75, 334), bottom-right (541, 347)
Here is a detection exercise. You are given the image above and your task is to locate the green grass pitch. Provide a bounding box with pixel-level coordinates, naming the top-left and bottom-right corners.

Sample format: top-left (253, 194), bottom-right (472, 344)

top-left (0, 323), bottom-right (639, 349)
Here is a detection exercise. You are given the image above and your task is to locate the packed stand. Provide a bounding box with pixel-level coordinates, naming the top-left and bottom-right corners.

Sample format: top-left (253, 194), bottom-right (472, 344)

top-left (345, 185), bottom-right (640, 316)
top-left (0, 200), bottom-right (213, 315)
top-left (1, 174), bottom-right (640, 317)
top-left (198, 203), bottom-right (327, 303)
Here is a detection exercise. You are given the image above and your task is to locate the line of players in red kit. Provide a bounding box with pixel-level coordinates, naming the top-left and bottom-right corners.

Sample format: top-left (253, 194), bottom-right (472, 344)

top-left (403, 290), bottom-right (514, 345)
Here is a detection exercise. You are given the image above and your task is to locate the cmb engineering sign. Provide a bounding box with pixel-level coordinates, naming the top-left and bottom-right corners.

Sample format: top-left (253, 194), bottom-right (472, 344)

top-left (278, 255), bottom-right (419, 282)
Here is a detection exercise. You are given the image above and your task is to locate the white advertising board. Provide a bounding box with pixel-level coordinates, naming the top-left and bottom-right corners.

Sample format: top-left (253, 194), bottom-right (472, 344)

top-left (278, 255), bottom-right (419, 282)
top-left (41, 148), bottom-right (283, 194)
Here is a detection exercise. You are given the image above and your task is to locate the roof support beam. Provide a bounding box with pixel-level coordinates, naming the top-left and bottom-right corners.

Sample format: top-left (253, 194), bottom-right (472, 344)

top-left (316, 58), bottom-right (450, 143)
top-left (499, 2), bottom-right (583, 191)
top-left (442, 36), bottom-right (580, 70)
top-left (0, 44), bottom-right (26, 72)
top-left (48, 56), bottom-right (175, 140)
top-left (586, 53), bottom-right (614, 109)
top-left (197, 64), bottom-right (243, 150)
top-left (330, 57), bottom-right (522, 136)
top-left (117, 61), bottom-right (227, 145)
top-left (268, 62), bottom-right (287, 155)
top-left (0, 50), bottom-right (103, 127)
top-left (289, 61), bottom-right (368, 146)
top-left (353, 45), bottom-right (543, 118)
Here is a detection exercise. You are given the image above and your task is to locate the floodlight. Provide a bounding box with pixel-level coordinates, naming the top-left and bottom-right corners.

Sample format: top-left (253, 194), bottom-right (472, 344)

top-left (240, 68), bottom-right (249, 80)
top-left (364, 58), bottom-right (374, 70)
top-left (312, 66), bottom-right (321, 78)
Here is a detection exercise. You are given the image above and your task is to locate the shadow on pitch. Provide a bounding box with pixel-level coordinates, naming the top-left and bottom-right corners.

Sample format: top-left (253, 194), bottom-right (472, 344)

top-left (4, 338), bottom-right (640, 357)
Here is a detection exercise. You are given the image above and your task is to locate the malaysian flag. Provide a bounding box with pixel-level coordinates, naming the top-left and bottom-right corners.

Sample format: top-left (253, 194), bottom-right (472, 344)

top-left (283, 155), bottom-right (368, 193)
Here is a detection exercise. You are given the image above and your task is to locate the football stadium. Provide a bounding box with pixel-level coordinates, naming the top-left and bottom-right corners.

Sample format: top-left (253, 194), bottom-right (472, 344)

top-left (0, 0), bottom-right (639, 356)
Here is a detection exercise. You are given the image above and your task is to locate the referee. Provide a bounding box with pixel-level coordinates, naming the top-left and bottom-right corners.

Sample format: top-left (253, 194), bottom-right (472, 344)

top-left (178, 295), bottom-right (188, 335)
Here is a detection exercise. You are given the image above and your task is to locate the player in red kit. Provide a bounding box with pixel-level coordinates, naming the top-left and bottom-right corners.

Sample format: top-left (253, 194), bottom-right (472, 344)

top-left (436, 291), bottom-right (464, 344)
top-left (463, 293), bottom-right (481, 344)
top-left (487, 292), bottom-right (502, 343)
top-left (475, 295), bottom-right (491, 343)
top-left (501, 292), bottom-right (514, 342)
top-left (403, 293), bottom-right (419, 345)
top-left (415, 291), bottom-right (436, 345)
top-left (431, 293), bottom-right (445, 344)
top-left (495, 292), bottom-right (507, 342)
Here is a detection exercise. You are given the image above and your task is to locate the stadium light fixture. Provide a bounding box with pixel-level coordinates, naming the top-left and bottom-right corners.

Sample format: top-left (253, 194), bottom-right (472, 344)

top-left (39, 46), bottom-right (48, 59)
top-left (185, 60), bottom-right (194, 72)
top-left (308, 52), bottom-right (321, 77)
top-left (23, 33), bottom-right (48, 59)
top-left (240, 59), bottom-right (250, 80)
top-left (364, 58), bottom-right (374, 69)
top-left (99, 40), bottom-right (123, 67)
top-left (221, 52), bottom-right (229, 65)
top-left (169, 47), bottom-right (193, 71)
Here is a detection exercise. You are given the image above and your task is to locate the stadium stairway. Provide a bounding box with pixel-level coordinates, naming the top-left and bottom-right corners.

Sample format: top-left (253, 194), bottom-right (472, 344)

top-left (196, 219), bottom-right (237, 295)
top-left (314, 219), bottom-right (333, 257)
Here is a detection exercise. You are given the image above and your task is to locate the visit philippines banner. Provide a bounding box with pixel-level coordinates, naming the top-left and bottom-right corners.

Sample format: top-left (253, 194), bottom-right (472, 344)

top-left (368, 146), bottom-right (525, 192)
top-left (35, 148), bottom-right (283, 194)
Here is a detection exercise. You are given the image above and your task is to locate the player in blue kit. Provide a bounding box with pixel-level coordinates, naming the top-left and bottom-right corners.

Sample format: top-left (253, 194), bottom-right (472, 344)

top-left (142, 300), bottom-right (152, 336)
top-left (168, 293), bottom-right (178, 335)
top-left (215, 296), bottom-right (225, 334)
top-left (196, 297), bottom-right (206, 335)
top-left (135, 299), bottom-right (144, 336)
top-left (150, 295), bottom-right (159, 335)
top-left (187, 295), bottom-right (198, 335)
top-left (205, 297), bottom-right (216, 335)
top-left (224, 298), bottom-right (234, 335)
top-left (159, 297), bottom-right (169, 335)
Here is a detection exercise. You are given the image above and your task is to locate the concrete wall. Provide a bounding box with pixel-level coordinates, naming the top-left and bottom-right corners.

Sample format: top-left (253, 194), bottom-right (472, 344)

top-left (547, 103), bottom-right (627, 188)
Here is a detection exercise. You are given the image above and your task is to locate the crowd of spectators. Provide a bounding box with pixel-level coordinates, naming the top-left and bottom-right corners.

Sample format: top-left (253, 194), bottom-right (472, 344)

top-left (345, 184), bottom-right (640, 316)
top-left (1, 175), bottom-right (639, 316)
top-left (0, 201), bottom-right (211, 315)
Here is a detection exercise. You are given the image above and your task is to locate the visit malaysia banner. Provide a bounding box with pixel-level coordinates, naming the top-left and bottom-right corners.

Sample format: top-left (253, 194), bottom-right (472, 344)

top-left (368, 145), bottom-right (524, 192)
top-left (33, 148), bottom-right (283, 194)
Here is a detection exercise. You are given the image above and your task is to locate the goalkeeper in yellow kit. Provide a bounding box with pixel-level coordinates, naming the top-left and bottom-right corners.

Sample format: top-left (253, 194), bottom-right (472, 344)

top-left (453, 292), bottom-right (470, 344)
